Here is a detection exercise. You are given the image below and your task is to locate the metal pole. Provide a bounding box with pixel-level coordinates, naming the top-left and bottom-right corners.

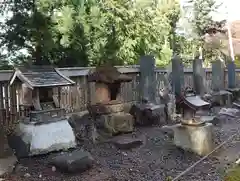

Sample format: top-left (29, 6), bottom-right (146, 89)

top-left (226, 5), bottom-right (235, 61)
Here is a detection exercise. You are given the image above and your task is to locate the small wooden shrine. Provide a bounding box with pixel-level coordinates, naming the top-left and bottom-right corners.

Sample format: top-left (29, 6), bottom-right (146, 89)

top-left (87, 65), bottom-right (134, 136)
top-left (9, 66), bottom-right (75, 123)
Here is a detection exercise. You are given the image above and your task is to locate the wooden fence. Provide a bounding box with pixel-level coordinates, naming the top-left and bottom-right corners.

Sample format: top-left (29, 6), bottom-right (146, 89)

top-left (1, 66), bottom-right (240, 131)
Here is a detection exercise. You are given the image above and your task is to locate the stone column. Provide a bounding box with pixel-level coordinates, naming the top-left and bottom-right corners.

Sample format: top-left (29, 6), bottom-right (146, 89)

top-left (212, 59), bottom-right (225, 91)
top-left (139, 55), bottom-right (156, 103)
top-left (227, 61), bottom-right (236, 89)
top-left (193, 57), bottom-right (206, 96)
top-left (171, 55), bottom-right (184, 96)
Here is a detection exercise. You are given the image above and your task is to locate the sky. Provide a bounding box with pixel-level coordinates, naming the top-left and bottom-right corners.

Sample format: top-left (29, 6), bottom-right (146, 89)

top-left (180, 0), bottom-right (240, 21)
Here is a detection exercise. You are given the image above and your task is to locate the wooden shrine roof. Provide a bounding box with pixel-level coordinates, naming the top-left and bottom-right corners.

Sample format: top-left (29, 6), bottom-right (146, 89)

top-left (10, 66), bottom-right (75, 89)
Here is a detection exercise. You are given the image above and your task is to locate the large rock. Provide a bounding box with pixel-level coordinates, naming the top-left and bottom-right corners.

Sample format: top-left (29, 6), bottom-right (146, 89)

top-left (130, 103), bottom-right (166, 126)
top-left (8, 120), bottom-right (76, 158)
top-left (50, 150), bottom-right (94, 173)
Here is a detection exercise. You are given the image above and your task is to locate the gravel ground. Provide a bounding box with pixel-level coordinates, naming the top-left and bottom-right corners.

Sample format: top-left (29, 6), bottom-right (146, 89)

top-left (2, 113), bottom-right (240, 181)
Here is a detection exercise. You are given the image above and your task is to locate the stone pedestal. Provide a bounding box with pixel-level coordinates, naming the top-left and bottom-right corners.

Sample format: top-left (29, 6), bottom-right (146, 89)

top-left (8, 120), bottom-right (76, 158)
top-left (130, 103), bottom-right (166, 126)
top-left (163, 123), bottom-right (214, 156)
top-left (227, 88), bottom-right (240, 101)
top-left (96, 112), bottom-right (134, 136)
top-left (212, 90), bottom-right (232, 106)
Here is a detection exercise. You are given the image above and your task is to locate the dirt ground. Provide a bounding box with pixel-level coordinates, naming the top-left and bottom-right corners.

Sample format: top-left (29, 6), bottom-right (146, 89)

top-left (2, 114), bottom-right (240, 181)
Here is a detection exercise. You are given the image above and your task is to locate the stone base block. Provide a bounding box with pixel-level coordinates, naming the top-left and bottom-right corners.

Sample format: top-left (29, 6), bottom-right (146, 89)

top-left (130, 103), bottom-right (166, 126)
top-left (212, 90), bottom-right (232, 106)
top-left (96, 112), bottom-right (134, 135)
top-left (164, 123), bottom-right (214, 156)
top-left (8, 120), bottom-right (76, 158)
top-left (227, 88), bottom-right (240, 101)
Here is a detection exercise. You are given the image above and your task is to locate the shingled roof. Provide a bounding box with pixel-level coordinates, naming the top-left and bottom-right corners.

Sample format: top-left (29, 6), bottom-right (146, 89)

top-left (10, 66), bottom-right (75, 89)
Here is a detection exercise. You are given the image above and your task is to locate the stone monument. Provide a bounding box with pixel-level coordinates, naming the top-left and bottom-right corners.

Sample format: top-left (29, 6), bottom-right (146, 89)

top-left (211, 59), bottom-right (232, 106)
top-left (8, 66), bottom-right (76, 157)
top-left (87, 65), bottom-right (134, 137)
top-left (129, 56), bottom-right (166, 126)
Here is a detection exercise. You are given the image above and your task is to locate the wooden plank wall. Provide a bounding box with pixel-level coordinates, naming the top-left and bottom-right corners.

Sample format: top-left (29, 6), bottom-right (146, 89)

top-left (0, 68), bottom-right (240, 133)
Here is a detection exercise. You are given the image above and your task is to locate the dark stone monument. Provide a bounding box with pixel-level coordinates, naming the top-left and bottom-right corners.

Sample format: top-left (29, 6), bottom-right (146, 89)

top-left (211, 60), bottom-right (232, 106)
top-left (129, 55), bottom-right (166, 126)
top-left (172, 55), bottom-right (185, 97)
top-left (226, 61), bottom-right (240, 101)
top-left (227, 61), bottom-right (236, 89)
top-left (139, 55), bottom-right (156, 102)
top-left (193, 57), bottom-right (205, 96)
top-left (212, 59), bottom-right (225, 91)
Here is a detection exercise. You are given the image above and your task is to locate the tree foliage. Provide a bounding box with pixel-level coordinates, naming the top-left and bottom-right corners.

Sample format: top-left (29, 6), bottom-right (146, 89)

top-left (0, 0), bottom-right (181, 67)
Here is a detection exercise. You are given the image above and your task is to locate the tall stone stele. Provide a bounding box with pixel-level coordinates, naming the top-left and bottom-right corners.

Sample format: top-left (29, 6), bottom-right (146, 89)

top-left (129, 55), bottom-right (166, 126)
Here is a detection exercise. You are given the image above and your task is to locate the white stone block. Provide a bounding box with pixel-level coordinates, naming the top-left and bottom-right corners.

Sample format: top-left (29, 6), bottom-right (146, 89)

top-left (11, 120), bottom-right (76, 157)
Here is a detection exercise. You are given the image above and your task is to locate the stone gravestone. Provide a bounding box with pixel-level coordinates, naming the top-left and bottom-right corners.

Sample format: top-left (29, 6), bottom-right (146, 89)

top-left (227, 61), bottom-right (236, 89)
top-left (139, 55), bottom-right (156, 102)
top-left (212, 59), bottom-right (225, 92)
top-left (211, 59), bottom-right (232, 106)
top-left (193, 57), bottom-right (205, 96)
top-left (171, 55), bottom-right (184, 96)
top-left (129, 55), bottom-right (166, 126)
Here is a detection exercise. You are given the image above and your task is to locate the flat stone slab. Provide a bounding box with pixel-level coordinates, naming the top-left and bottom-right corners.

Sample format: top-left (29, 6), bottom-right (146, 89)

top-left (112, 135), bottom-right (143, 149)
top-left (0, 155), bottom-right (17, 176)
top-left (50, 150), bottom-right (94, 173)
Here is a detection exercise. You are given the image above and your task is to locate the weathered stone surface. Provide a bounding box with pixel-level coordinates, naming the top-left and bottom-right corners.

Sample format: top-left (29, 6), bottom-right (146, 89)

top-left (0, 155), bottom-right (17, 176)
top-left (211, 90), bottom-right (232, 106)
top-left (96, 113), bottom-right (134, 135)
top-left (68, 113), bottom-right (98, 142)
top-left (164, 123), bottom-right (214, 156)
top-left (227, 88), bottom-right (240, 101)
top-left (166, 94), bottom-right (176, 122)
top-left (130, 103), bottom-right (166, 126)
top-left (88, 103), bottom-right (126, 116)
top-left (8, 120), bottom-right (76, 158)
top-left (50, 150), bottom-right (94, 173)
top-left (112, 135), bottom-right (143, 149)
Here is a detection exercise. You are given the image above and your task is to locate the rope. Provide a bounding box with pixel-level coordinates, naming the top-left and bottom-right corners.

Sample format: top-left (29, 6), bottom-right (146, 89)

top-left (172, 132), bottom-right (238, 181)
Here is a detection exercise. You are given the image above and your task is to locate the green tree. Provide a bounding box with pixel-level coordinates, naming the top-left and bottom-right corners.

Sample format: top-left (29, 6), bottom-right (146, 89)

top-left (190, 0), bottom-right (223, 62)
top-left (0, 0), bottom-right (181, 67)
